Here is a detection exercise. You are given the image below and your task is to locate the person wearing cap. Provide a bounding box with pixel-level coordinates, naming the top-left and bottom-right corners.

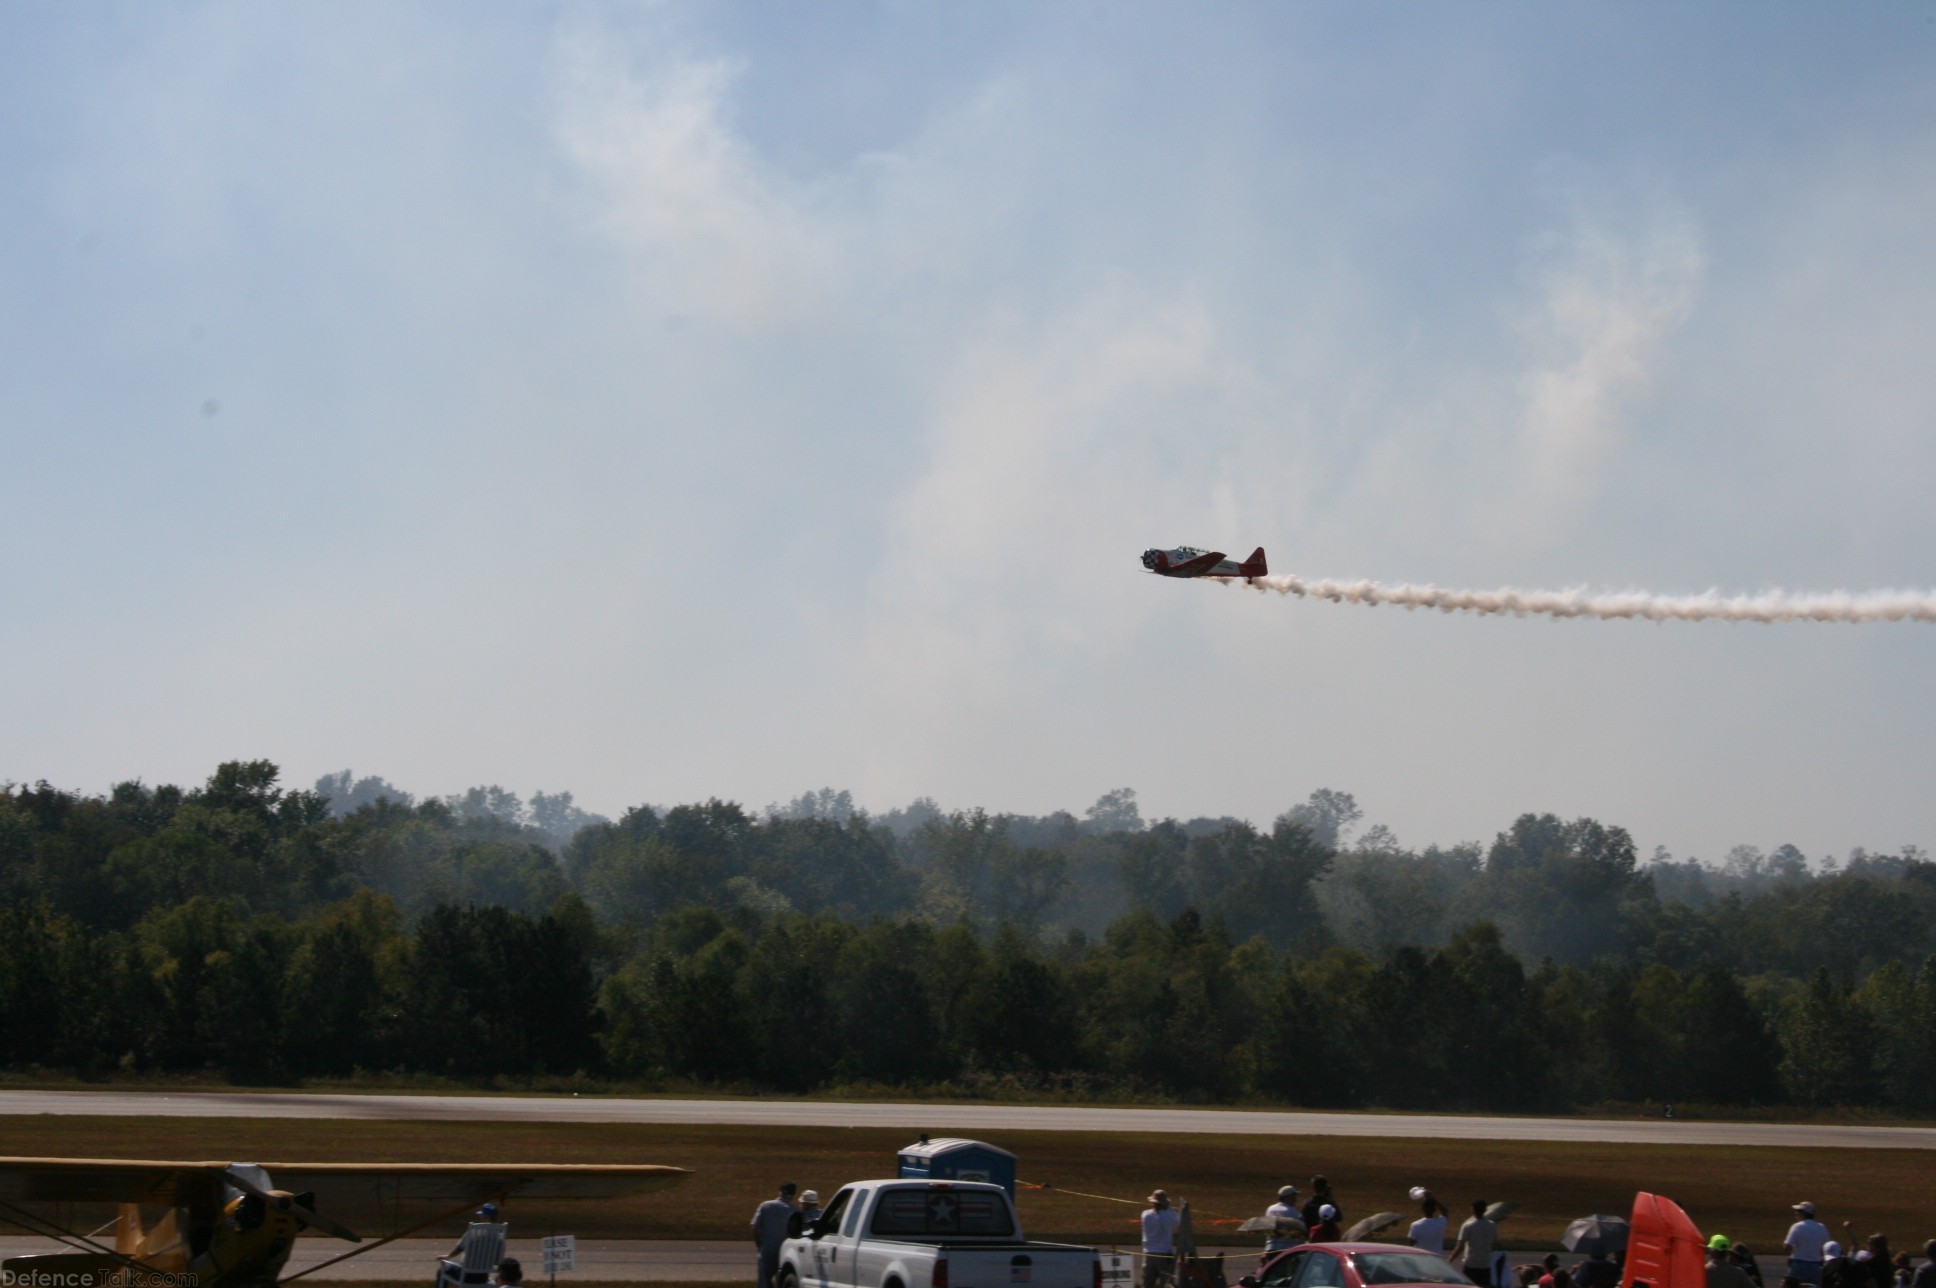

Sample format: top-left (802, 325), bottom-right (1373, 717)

top-left (1787, 1204), bottom-right (1831, 1286)
top-left (1410, 1194), bottom-right (1448, 1257)
top-left (1142, 1190), bottom-right (1183, 1288)
top-left (447, 1201), bottom-right (506, 1258)
top-left (1310, 1206), bottom-right (1342, 1244)
top-left (1709, 1237), bottom-right (1754, 1288)
top-left (1453, 1201), bottom-right (1499, 1288)
top-left (1822, 1242), bottom-right (1850, 1288)
top-left (751, 1183), bottom-right (798, 1288)
top-left (1264, 1186), bottom-right (1302, 1257)
top-left (800, 1191), bottom-right (825, 1226)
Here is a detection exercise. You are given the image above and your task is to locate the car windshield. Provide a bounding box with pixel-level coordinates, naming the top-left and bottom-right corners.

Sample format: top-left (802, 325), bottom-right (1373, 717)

top-left (1348, 1254), bottom-right (1472, 1286)
top-left (869, 1186), bottom-right (1015, 1237)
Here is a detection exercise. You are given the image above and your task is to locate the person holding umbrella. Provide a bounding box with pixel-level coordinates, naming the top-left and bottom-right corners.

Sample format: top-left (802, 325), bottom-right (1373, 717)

top-left (1563, 1212), bottom-right (1631, 1288)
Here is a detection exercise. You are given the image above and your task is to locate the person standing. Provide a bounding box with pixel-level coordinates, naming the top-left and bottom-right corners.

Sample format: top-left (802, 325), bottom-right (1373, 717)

top-left (1410, 1197), bottom-right (1448, 1257)
top-left (1310, 1206), bottom-right (1342, 1244)
top-left (1909, 1242), bottom-right (1936, 1288)
top-left (751, 1183), bottom-right (799, 1288)
top-left (1142, 1190), bottom-right (1183, 1288)
top-left (1843, 1230), bottom-right (1895, 1288)
top-left (1302, 1179), bottom-right (1341, 1232)
top-left (1576, 1253), bottom-right (1621, 1288)
top-left (800, 1192), bottom-right (825, 1227)
top-left (1452, 1201), bottom-right (1499, 1288)
top-left (1787, 1204), bottom-right (1830, 1286)
top-left (1822, 1243), bottom-right (1849, 1288)
top-left (1264, 1186), bottom-right (1303, 1259)
top-left (1708, 1238), bottom-right (1754, 1288)
top-left (1733, 1245), bottom-right (1766, 1288)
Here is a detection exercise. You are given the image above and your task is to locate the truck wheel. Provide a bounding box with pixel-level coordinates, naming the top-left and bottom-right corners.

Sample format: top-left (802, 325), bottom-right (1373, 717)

top-left (778, 1270), bottom-right (800, 1288)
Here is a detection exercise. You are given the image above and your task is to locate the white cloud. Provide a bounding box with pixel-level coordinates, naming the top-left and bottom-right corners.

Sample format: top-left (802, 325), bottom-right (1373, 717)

top-left (553, 29), bottom-right (839, 328)
top-left (1511, 209), bottom-right (1705, 533)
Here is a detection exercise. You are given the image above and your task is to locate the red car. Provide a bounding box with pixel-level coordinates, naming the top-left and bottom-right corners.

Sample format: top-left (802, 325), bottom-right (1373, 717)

top-left (1240, 1243), bottom-right (1472, 1288)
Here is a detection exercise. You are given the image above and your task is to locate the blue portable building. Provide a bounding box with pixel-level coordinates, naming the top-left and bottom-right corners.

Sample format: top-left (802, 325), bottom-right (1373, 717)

top-left (897, 1137), bottom-right (1018, 1197)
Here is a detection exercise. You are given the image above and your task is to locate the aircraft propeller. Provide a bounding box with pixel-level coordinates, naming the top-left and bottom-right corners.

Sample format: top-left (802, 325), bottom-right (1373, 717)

top-left (218, 1168), bottom-right (363, 1243)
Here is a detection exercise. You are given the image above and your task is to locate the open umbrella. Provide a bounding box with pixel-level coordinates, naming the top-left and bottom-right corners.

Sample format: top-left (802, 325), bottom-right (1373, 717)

top-left (1238, 1216), bottom-right (1309, 1237)
top-left (1484, 1202), bottom-right (1520, 1224)
top-left (1345, 1212), bottom-right (1405, 1242)
top-left (1561, 1215), bottom-right (1632, 1257)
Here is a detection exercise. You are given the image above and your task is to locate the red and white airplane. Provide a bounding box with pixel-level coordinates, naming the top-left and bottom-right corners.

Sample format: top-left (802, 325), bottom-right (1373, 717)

top-left (1141, 545), bottom-right (1268, 581)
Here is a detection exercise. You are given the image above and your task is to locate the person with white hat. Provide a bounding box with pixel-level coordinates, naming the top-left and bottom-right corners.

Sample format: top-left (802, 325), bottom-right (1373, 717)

top-left (1264, 1186), bottom-right (1302, 1257)
top-left (1786, 1203), bottom-right (1829, 1286)
top-left (1142, 1190), bottom-right (1183, 1288)
top-left (800, 1191), bottom-right (824, 1226)
top-left (1822, 1243), bottom-right (1849, 1288)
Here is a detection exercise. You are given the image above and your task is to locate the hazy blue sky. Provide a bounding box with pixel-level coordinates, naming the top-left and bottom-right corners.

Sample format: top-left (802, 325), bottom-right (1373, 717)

top-left (5, 2), bottom-right (1934, 861)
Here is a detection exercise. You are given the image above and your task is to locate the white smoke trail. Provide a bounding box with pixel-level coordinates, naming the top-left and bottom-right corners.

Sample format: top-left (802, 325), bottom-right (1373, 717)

top-left (1233, 574), bottom-right (1936, 623)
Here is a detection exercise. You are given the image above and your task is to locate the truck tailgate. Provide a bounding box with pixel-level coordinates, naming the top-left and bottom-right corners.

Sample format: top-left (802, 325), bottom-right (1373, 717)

top-left (939, 1246), bottom-right (1094, 1288)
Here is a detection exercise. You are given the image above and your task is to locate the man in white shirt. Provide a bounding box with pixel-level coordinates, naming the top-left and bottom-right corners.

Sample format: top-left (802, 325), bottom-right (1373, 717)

top-left (1451, 1200), bottom-right (1498, 1288)
top-left (1143, 1190), bottom-right (1183, 1288)
top-left (1264, 1186), bottom-right (1303, 1258)
top-left (1409, 1196), bottom-right (1448, 1257)
top-left (1786, 1202), bottom-right (1830, 1286)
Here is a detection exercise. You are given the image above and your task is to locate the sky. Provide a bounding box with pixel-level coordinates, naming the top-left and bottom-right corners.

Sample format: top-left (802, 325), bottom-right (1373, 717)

top-left (4, 2), bottom-right (1935, 863)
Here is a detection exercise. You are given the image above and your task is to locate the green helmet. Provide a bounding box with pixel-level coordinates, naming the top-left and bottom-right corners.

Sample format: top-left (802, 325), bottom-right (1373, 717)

top-left (1708, 1236), bottom-right (1733, 1252)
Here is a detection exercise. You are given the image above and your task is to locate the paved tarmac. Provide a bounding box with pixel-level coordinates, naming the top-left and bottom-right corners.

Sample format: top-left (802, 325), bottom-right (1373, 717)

top-left (0, 1090), bottom-right (1929, 1150)
top-left (0, 1239), bottom-right (1798, 1283)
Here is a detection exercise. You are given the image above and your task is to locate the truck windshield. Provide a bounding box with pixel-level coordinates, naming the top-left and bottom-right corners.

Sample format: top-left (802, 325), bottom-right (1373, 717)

top-left (869, 1187), bottom-right (1015, 1237)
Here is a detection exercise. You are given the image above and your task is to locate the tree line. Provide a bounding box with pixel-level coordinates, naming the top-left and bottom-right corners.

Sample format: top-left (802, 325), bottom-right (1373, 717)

top-left (0, 761), bottom-right (1932, 1110)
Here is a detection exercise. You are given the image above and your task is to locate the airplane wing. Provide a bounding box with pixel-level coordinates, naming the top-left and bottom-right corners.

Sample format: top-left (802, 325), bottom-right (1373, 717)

top-left (0, 1158), bottom-right (687, 1204)
top-left (1169, 550), bottom-right (1226, 576)
top-left (0, 1158), bottom-right (230, 1204)
top-left (258, 1163), bottom-right (689, 1202)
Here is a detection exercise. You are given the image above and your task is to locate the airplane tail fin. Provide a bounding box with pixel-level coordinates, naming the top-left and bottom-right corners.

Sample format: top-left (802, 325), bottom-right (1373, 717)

top-left (1240, 547), bottom-right (1267, 577)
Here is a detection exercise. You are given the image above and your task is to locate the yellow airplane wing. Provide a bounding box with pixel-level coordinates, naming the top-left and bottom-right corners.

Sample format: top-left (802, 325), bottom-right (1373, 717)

top-left (0, 1157), bottom-right (231, 1204)
top-left (255, 1162), bottom-right (689, 1201)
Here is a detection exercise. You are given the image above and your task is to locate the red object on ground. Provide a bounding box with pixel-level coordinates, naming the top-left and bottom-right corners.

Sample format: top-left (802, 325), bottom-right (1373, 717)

top-left (1620, 1194), bottom-right (1706, 1288)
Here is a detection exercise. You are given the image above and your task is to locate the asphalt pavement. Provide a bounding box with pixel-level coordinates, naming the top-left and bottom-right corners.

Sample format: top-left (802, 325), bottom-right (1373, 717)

top-left (0, 1091), bottom-right (1928, 1151)
top-left (0, 1239), bottom-right (1798, 1283)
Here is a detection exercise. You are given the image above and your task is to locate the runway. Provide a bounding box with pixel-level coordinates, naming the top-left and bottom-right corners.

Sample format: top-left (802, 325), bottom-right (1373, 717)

top-left (0, 1238), bottom-right (755, 1281)
top-left (0, 1090), bottom-right (1928, 1150)
top-left (0, 1240), bottom-right (1798, 1283)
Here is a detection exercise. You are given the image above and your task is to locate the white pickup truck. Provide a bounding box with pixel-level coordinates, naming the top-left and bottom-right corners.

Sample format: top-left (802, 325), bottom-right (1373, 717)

top-left (778, 1180), bottom-right (1099, 1288)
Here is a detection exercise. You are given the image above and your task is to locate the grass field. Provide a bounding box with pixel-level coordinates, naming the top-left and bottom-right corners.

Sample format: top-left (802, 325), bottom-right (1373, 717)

top-left (0, 1117), bottom-right (1925, 1254)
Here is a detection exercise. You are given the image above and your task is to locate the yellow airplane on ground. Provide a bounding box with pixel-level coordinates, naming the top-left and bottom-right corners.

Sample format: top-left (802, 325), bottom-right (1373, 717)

top-left (0, 1157), bottom-right (688, 1288)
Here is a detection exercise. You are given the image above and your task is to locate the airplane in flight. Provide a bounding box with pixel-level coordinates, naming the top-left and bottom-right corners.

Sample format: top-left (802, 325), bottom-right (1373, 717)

top-left (1142, 545), bottom-right (1268, 582)
top-left (0, 1156), bottom-right (687, 1288)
